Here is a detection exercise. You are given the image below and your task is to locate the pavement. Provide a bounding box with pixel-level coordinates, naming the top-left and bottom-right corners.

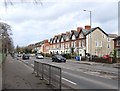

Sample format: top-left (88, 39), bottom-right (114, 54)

top-left (67, 59), bottom-right (120, 68)
top-left (0, 55), bottom-right (119, 90)
top-left (0, 64), bottom-right (2, 91)
top-left (1, 55), bottom-right (73, 90)
top-left (1, 55), bottom-right (54, 90)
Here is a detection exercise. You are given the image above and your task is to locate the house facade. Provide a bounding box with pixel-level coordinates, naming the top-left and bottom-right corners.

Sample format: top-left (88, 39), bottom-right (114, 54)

top-left (113, 36), bottom-right (120, 59)
top-left (42, 25), bottom-right (116, 57)
top-left (86, 27), bottom-right (117, 56)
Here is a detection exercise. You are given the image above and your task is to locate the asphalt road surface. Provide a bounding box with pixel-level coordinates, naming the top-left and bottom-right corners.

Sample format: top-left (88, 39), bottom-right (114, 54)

top-left (17, 56), bottom-right (118, 89)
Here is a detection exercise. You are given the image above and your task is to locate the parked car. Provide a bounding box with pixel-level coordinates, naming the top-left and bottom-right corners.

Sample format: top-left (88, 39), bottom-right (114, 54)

top-left (17, 54), bottom-right (21, 57)
top-left (36, 54), bottom-right (44, 59)
top-left (102, 55), bottom-right (110, 59)
top-left (22, 54), bottom-right (30, 60)
top-left (52, 55), bottom-right (66, 63)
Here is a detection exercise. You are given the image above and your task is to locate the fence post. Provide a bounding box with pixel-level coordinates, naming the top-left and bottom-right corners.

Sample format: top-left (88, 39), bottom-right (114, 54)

top-left (36, 61), bottom-right (39, 77)
top-left (59, 68), bottom-right (62, 90)
top-left (40, 63), bottom-right (44, 80)
top-left (32, 61), bottom-right (36, 74)
top-left (48, 65), bottom-right (51, 85)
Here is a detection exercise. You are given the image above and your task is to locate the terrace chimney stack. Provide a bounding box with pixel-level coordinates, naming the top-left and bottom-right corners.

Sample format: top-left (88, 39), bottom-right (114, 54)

top-left (85, 25), bottom-right (91, 30)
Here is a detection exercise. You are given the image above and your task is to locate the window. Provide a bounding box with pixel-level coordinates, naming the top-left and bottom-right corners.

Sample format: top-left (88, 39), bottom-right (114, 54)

top-left (95, 41), bottom-right (99, 47)
top-left (117, 40), bottom-right (120, 46)
top-left (107, 38), bottom-right (110, 42)
top-left (103, 35), bottom-right (104, 38)
top-left (68, 43), bottom-right (69, 48)
top-left (107, 44), bottom-right (110, 48)
top-left (71, 41), bottom-right (75, 47)
top-left (82, 40), bottom-right (85, 47)
top-left (89, 34), bottom-right (92, 38)
top-left (117, 49), bottom-right (120, 57)
top-left (57, 39), bottom-right (59, 43)
top-left (61, 38), bottom-right (64, 42)
top-left (95, 41), bottom-right (102, 47)
top-left (74, 41), bottom-right (76, 47)
top-left (79, 33), bottom-right (84, 38)
top-left (79, 41), bottom-right (81, 47)
top-left (46, 46), bottom-right (49, 50)
top-left (99, 41), bottom-right (102, 47)
top-left (66, 36), bottom-right (69, 41)
top-left (57, 44), bottom-right (59, 48)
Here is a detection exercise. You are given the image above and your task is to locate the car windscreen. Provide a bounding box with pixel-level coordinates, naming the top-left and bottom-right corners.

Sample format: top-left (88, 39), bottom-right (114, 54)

top-left (37, 54), bottom-right (42, 56)
top-left (56, 55), bottom-right (63, 58)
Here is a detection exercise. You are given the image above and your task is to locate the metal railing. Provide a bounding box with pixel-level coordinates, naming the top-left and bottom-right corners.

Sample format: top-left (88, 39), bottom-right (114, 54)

top-left (33, 60), bottom-right (62, 89)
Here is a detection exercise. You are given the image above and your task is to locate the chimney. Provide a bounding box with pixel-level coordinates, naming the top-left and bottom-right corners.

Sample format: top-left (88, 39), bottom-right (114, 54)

top-left (85, 25), bottom-right (91, 30)
top-left (54, 35), bottom-right (57, 37)
top-left (66, 32), bottom-right (70, 35)
top-left (61, 33), bottom-right (66, 35)
top-left (71, 30), bottom-right (75, 32)
top-left (77, 27), bottom-right (82, 32)
top-left (44, 39), bottom-right (48, 43)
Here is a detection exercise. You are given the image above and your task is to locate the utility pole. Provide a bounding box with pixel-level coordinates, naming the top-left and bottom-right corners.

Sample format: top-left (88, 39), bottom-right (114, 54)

top-left (83, 9), bottom-right (92, 61)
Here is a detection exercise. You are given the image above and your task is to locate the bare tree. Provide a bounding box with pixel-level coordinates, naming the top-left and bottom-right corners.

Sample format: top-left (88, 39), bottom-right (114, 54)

top-left (0, 22), bottom-right (14, 55)
top-left (3, 0), bottom-right (43, 9)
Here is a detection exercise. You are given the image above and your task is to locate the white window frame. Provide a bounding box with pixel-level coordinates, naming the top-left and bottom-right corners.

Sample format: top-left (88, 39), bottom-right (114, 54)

top-left (107, 37), bottom-right (110, 42)
top-left (79, 41), bottom-right (81, 47)
top-left (117, 40), bottom-right (120, 46)
top-left (99, 41), bottom-right (102, 47)
top-left (82, 40), bottom-right (85, 47)
top-left (107, 44), bottom-right (110, 49)
top-left (95, 41), bottom-right (99, 47)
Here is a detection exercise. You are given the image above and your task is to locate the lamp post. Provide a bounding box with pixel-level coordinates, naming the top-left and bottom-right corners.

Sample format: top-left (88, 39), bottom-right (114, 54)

top-left (83, 9), bottom-right (92, 61)
top-left (83, 10), bottom-right (92, 27)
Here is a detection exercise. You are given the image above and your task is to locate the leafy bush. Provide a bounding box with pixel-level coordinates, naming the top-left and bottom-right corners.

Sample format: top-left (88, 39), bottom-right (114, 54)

top-left (92, 57), bottom-right (113, 63)
top-left (44, 53), bottom-right (52, 57)
top-left (62, 54), bottom-right (71, 59)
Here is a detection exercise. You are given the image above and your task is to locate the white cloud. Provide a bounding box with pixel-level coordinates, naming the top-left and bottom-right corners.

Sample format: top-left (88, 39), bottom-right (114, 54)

top-left (0, 1), bottom-right (118, 46)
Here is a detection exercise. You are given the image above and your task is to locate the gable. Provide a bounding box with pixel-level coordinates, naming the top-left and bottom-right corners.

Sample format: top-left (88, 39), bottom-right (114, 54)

top-left (66, 36), bottom-right (69, 41)
top-left (79, 32), bottom-right (84, 38)
top-left (61, 37), bottom-right (64, 42)
top-left (72, 34), bottom-right (76, 40)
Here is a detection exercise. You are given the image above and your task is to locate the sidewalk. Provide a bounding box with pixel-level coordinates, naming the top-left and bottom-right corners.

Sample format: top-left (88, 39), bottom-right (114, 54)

top-left (68, 59), bottom-right (120, 68)
top-left (0, 64), bottom-right (2, 91)
top-left (2, 55), bottom-right (53, 90)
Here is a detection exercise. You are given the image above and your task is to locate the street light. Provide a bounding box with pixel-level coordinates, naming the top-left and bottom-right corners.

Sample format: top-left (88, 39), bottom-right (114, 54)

top-left (83, 9), bottom-right (92, 27)
top-left (83, 9), bottom-right (92, 61)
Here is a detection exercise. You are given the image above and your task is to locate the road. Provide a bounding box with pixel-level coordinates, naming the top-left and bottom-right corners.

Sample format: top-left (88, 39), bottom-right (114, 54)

top-left (17, 56), bottom-right (118, 89)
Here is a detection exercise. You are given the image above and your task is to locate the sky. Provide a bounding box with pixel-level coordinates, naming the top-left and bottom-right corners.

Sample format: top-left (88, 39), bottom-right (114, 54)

top-left (0, 0), bottom-right (119, 47)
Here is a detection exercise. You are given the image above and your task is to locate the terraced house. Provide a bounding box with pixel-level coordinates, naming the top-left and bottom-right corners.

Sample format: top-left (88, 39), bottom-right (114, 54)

top-left (41, 25), bottom-right (117, 57)
top-left (113, 36), bottom-right (120, 61)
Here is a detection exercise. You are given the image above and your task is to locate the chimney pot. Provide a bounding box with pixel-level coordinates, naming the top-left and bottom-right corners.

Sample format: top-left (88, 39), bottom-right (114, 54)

top-left (85, 25), bottom-right (91, 30)
top-left (77, 27), bottom-right (82, 32)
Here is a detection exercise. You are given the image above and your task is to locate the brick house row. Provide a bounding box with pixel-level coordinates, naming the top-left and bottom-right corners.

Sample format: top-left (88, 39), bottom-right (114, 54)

top-left (41, 25), bottom-right (117, 57)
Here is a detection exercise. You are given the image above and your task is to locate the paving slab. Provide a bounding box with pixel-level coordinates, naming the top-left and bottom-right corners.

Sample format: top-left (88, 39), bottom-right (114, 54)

top-left (2, 55), bottom-right (53, 90)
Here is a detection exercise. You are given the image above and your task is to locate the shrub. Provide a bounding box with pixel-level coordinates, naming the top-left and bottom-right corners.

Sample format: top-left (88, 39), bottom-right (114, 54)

top-left (92, 57), bottom-right (113, 63)
top-left (62, 54), bottom-right (71, 59)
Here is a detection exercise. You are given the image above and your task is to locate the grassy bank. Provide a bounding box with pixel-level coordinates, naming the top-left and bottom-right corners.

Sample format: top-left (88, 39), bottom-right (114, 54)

top-left (0, 53), bottom-right (6, 63)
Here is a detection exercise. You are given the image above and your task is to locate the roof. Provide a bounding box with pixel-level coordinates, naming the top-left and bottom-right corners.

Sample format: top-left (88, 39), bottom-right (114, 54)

top-left (113, 36), bottom-right (120, 40)
top-left (82, 27), bottom-right (108, 36)
top-left (108, 34), bottom-right (118, 38)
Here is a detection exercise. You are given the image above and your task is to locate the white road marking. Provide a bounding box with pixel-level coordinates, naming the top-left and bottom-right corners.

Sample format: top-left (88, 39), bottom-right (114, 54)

top-left (56, 75), bottom-right (77, 85)
top-left (62, 71), bottom-right (118, 89)
top-left (62, 77), bottom-right (77, 85)
top-left (31, 64), bottom-right (34, 67)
